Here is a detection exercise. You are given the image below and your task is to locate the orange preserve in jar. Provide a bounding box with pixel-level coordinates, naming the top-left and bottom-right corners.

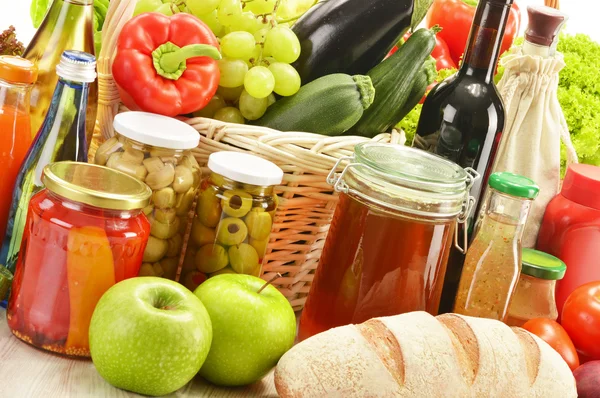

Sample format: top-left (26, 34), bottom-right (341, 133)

top-left (7, 162), bottom-right (152, 357)
top-left (298, 143), bottom-right (478, 340)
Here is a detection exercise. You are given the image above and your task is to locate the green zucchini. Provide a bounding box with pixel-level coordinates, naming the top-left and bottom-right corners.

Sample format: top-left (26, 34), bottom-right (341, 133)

top-left (396, 56), bottom-right (437, 122)
top-left (350, 27), bottom-right (440, 138)
top-left (253, 73), bottom-right (375, 136)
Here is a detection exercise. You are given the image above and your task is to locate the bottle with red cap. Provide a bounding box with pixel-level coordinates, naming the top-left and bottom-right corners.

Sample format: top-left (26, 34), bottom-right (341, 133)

top-left (536, 164), bottom-right (600, 317)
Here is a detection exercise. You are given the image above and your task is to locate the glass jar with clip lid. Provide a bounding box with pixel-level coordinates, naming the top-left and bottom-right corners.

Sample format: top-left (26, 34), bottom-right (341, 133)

top-left (298, 142), bottom-right (479, 340)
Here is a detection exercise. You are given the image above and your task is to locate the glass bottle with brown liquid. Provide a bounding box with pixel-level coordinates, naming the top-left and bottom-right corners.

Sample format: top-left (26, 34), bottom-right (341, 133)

top-left (412, 0), bottom-right (513, 313)
top-left (23, 0), bottom-right (98, 150)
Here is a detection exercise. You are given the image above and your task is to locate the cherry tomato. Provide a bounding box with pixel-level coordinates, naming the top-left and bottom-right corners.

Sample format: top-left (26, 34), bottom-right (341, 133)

top-left (562, 282), bottom-right (600, 360)
top-left (522, 318), bottom-right (580, 371)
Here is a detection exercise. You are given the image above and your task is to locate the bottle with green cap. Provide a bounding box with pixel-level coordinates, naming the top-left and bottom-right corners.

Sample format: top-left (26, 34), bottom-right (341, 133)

top-left (506, 248), bottom-right (566, 327)
top-left (453, 172), bottom-right (540, 322)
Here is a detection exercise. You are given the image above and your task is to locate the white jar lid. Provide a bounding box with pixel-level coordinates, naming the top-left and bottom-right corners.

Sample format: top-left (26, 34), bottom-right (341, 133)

top-left (208, 152), bottom-right (284, 186)
top-left (113, 111), bottom-right (200, 150)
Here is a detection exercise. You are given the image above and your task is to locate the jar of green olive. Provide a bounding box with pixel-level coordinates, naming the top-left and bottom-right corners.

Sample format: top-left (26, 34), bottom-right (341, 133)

top-left (94, 111), bottom-right (201, 280)
top-left (182, 152), bottom-right (283, 291)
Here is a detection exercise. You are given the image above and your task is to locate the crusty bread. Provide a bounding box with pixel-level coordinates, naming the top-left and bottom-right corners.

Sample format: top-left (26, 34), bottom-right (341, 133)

top-left (275, 312), bottom-right (576, 398)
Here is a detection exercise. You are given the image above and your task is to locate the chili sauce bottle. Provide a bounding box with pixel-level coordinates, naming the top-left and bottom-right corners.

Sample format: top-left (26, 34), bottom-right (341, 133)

top-left (0, 51), bottom-right (97, 272)
top-left (412, 0), bottom-right (513, 313)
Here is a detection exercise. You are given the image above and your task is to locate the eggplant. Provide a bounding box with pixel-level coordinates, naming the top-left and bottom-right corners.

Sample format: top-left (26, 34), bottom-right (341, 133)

top-left (292, 0), bottom-right (431, 84)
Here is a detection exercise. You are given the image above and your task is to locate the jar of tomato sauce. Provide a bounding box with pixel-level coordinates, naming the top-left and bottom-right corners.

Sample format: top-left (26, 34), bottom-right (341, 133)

top-left (7, 162), bottom-right (152, 357)
top-left (298, 143), bottom-right (478, 340)
top-left (537, 164), bottom-right (600, 317)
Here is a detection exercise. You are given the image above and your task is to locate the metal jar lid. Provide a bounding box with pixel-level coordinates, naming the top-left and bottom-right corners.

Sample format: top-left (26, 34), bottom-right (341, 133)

top-left (328, 143), bottom-right (479, 252)
top-left (43, 162), bottom-right (152, 211)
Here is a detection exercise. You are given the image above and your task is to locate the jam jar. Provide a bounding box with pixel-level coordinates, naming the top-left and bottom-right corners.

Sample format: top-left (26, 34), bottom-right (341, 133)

top-left (506, 248), bottom-right (566, 327)
top-left (181, 152), bottom-right (283, 292)
top-left (7, 162), bottom-right (151, 357)
top-left (298, 143), bottom-right (478, 341)
top-left (94, 112), bottom-right (201, 280)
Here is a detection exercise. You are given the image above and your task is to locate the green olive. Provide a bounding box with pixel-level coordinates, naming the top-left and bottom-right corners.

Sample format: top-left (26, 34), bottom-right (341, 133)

top-left (249, 237), bottom-right (269, 259)
top-left (191, 219), bottom-right (216, 247)
top-left (142, 204), bottom-right (154, 216)
top-left (245, 208), bottom-right (273, 240)
top-left (152, 187), bottom-right (176, 209)
top-left (182, 270), bottom-right (207, 292)
top-left (139, 263), bottom-right (156, 277)
top-left (143, 157), bottom-right (165, 173)
top-left (155, 208), bottom-right (177, 224)
top-left (221, 189), bottom-right (253, 218)
top-left (209, 266), bottom-right (237, 278)
top-left (166, 233), bottom-right (183, 257)
top-left (196, 188), bottom-right (222, 227)
top-left (216, 218), bottom-right (248, 246)
top-left (228, 243), bottom-right (260, 276)
top-left (150, 217), bottom-right (180, 240)
top-left (173, 165), bottom-right (194, 193)
top-left (94, 137), bottom-right (120, 166)
top-left (175, 188), bottom-right (196, 216)
top-left (146, 163), bottom-right (175, 190)
top-left (121, 147), bottom-right (144, 165)
top-left (177, 216), bottom-right (188, 234)
top-left (160, 257), bottom-right (179, 280)
top-left (267, 194), bottom-right (279, 219)
top-left (152, 262), bottom-right (165, 277)
top-left (143, 236), bottom-right (169, 263)
top-left (195, 244), bottom-right (228, 274)
top-left (182, 247), bottom-right (197, 274)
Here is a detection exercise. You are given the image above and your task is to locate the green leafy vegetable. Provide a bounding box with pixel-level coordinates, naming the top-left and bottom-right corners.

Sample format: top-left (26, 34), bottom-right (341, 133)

top-left (0, 26), bottom-right (25, 56)
top-left (31, 0), bottom-right (50, 29)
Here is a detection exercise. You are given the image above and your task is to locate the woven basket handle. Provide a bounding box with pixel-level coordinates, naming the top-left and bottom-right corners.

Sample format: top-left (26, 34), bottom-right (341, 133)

top-left (544, 0), bottom-right (560, 9)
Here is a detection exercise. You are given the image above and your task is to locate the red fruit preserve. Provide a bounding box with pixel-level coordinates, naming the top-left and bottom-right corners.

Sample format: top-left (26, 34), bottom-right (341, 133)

top-left (298, 143), bottom-right (478, 341)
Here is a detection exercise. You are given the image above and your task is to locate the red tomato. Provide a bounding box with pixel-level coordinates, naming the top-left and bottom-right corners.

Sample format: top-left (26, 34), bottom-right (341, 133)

top-left (522, 318), bottom-right (580, 371)
top-left (425, 0), bottom-right (521, 65)
top-left (562, 282), bottom-right (600, 360)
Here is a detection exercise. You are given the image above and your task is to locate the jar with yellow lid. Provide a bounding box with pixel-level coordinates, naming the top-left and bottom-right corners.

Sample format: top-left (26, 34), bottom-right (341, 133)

top-left (7, 162), bottom-right (152, 357)
top-left (182, 152), bottom-right (283, 292)
top-left (506, 248), bottom-right (567, 327)
top-left (94, 112), bottom-right (201, 280)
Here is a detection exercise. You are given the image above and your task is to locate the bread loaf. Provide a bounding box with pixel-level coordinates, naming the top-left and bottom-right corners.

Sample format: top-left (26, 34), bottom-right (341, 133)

top-left (275, 312), bottom-right (576, 397)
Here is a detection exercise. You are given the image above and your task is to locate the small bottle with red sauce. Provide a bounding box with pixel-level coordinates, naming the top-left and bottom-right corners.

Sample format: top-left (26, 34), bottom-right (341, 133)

top-left (7, 162), bottom-right (152, 357)
top-left (454, 172), bottom-right (539, 321)
top-left (298, 143), bottom-right (478, 341)
top-left (537, 164), bottom-right (600, 317)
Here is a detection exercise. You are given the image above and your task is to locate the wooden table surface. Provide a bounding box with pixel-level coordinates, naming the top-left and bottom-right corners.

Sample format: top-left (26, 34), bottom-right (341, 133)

top-left (0, 310), bottom-right (278, 397)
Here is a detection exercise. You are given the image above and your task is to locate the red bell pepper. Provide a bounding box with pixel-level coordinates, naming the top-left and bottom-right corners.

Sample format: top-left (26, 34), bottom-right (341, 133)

top-left (425, 0), bottom-right (521, 65)
top-left (113, 12), bottom-right (221, 117)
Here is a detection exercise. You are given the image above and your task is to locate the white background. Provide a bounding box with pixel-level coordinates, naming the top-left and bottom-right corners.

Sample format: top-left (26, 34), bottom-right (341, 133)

top-left (0, 0), bottom-right (595, 50)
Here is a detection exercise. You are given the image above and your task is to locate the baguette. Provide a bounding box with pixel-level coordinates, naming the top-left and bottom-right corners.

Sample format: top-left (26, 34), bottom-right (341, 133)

top-left (275, 312), bottom-right (576, 397)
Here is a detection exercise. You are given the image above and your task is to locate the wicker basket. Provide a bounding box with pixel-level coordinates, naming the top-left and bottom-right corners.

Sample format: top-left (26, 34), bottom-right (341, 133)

top-left (90, 0), bottom-right (404, 311)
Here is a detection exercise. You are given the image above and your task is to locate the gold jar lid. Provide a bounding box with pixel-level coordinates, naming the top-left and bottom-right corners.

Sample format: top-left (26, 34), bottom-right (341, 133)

top-left (43, 162), bottom-right (152, 210)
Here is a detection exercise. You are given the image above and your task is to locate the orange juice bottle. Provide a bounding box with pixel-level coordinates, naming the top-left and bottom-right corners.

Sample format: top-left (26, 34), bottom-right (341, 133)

top-left (0, 56), bottom-right (38, 242)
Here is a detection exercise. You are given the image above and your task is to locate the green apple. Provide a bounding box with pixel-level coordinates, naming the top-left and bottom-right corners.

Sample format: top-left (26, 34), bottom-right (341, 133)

top-left (195, 274), bottom-right (296, 386)
top-left (89, 277), bottom-right (213, 396)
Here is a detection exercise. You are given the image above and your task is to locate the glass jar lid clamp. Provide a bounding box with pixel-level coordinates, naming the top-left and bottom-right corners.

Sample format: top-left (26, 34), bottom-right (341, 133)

top-left (327, 143), bottom-right (480, 253)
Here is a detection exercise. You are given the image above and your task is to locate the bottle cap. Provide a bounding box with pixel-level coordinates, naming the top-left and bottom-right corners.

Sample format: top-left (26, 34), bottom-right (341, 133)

top-left (521, 248), bottom-right (566, 280)
top-left (56, 50), bottom-right (97, 83)
top-left (0, 56), bottom-right (38, 84)
top-left (525, 5), bottom-right (567, 47)
top-left (113, 111), bottom-right (200, 150)
top-left (43, 161), bottom-right (151, 211)
top-left (561, 163), bottom-right (600, 211)
top-left (208, 152), bottom-right (283, 186)
top-left (488, 172), bottom-right (539, 199)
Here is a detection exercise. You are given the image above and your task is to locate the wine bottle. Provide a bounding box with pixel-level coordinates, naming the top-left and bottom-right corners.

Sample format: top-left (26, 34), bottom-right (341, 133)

top-left (0, 51), bottom-right (97, 272)
top-left (412, 0), bottom-right (513, 313)
top-left (23, 0), bottom-right (98, 149)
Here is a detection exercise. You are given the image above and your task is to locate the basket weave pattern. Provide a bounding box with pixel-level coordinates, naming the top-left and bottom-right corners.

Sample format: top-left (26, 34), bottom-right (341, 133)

top-left (91, 0), bottom-right (405, 310)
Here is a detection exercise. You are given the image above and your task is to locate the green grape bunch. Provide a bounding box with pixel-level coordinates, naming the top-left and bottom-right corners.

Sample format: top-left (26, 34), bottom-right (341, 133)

top-left (133, 0), bottom-right (312, 123)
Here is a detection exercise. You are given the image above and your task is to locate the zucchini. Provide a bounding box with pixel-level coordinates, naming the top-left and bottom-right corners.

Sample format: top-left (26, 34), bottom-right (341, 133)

top-left (253, 74), bottom-right (375, 136)
top-left (396, 56), bottom-right (437, 122)
top-left (350, 27), bottom-right (440, 138)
